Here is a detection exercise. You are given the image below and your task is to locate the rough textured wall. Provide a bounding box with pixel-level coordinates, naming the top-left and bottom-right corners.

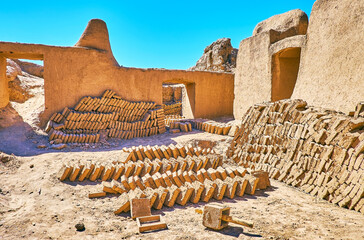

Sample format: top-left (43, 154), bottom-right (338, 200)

top-left (292, 0), bottom-right (364, 113)
top-left (0, 57), bottom-right (8, 108)
top-left (228, 99), bottom-right (364, 213)
top-left (234, 10), bottom-right (308, 120)
top-left (0, 19), bottom-right (234, 125)
top-left (234, 32), bottom-right (271, 120)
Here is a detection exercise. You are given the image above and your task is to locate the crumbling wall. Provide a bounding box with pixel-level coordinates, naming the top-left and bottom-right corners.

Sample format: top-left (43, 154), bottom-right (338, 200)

top-left (292, 0), bottom-right (364, 113)
top-left (0, 19), bottom-right (234, 126)
top-left (229, 99), bottom-right (364, 213)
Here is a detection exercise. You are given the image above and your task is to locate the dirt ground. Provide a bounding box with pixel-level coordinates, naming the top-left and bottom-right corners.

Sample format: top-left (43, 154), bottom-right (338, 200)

top-left (1, 130), bottom-right (364, 240)
top-left (1, 71), bottom-right (363, 240)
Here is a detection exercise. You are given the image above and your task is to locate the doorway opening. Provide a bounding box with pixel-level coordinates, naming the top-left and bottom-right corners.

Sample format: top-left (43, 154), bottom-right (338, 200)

top-left (162, 80), bottom-right (195, 127)
top-left (6, 57), bottom-right (45, 131)
top-left (271, 47), bottom-right (301, 102)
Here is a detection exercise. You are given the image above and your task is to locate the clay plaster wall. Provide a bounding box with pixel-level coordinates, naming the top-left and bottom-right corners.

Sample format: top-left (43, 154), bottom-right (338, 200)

top-left (292, 0), bottom-right (364, 113)
top-left (0, 20), bottom-right (234, 125)
top-left (234, 10), bottom-right (308, 120)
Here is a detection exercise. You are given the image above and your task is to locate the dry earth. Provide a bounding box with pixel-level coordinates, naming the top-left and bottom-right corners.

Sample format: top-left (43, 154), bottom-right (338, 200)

top-left (1, 130), bottom-right (364, 240)
top-left (0, 72), bottom-right (363, 240)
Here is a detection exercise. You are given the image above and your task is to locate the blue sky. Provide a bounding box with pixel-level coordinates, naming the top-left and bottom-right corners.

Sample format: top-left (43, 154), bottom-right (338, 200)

top-left (0, 0), bottom-right (316, 69)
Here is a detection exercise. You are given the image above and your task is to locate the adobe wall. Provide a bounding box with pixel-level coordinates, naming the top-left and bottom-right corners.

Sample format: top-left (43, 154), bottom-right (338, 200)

top-left (291, 0), bottom-right (364, 113)
top-left (0, 19), bottom-right (234, 126)
top-left (234, 10), bottom-right (308, 120)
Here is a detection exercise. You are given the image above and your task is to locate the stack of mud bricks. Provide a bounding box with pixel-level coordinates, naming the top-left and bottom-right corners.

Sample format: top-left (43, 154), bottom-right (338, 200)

top-left (162, 102), bottom-right (182, 116)
top-left (349, 102), bottom-right (364, 118)
top-left (58, 152), bottom-right (267, 213)
top-left (46, 90), bottom-right (166, 143)
top-left (191, 119), bottom-right (232, 136)
top-left (122, 143), bottom-right (216, 162)
top-left (164, 115), bottom-right (185, 127)
top-left (227, 99), bottom-right (364, 213)
top-left (169, 121), bottom-right (192, 134)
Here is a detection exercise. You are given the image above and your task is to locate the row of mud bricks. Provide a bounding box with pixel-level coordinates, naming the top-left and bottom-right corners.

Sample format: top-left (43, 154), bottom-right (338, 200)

top-left (162, 102), bottom-right (182, 115)
top-left (122, 143), bottom-right (215, 162)
top-left (45, 90), bottom-right (166, 143)
top-left (191, 119), bottom-right (232, 135)
top-left (228, 99), bottom-right (364, 213)
top-left (58, 153), bottom-right (269, 213)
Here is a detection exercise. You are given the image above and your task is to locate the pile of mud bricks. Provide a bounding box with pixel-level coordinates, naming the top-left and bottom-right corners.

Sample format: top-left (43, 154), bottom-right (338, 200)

top-left (58, 144), bottom-right (270, 213)
top-left (228, 99), bottom-right (364, 213)
top-left (46, 90), bottom-right (166, 143)
top-left (163, 102), bottom-right (182, 116)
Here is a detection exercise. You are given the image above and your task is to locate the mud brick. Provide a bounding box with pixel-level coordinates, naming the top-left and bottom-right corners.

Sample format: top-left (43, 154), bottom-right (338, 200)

top-left (194, 159), bottom-right (203, 172)
top-left (170, 145), bottom-right (180, 158)
top-left (152, 175), bottom-right (163, 188)
top-left (188, 171), bottom-right (198, 182)
top-left (114, 195), bottom-right (131, 214)
top-left (128, 176), bottom-right (137, 190)
top-left (200, 168), bottom-right (210, 180)
top-left (125, 163), bottom-right (135, 177)
top-left (143, 173), bottom-right (156, 189)
top-left (201, 158), bottom-right (210, 169)
top-left (224, 177), bottom-right (238, 199)
top-left (171, 161), bottom-right (179, 172)
top-left (207, 168), bottom-right (218, 181)
top-left (134, 162), bottom-right (144, 176)
top-left (180, 161), bottom-right (188, 172)
top-left (189, 182), bottom-right (205, 204)
top-left (194, 147), bottom-right (201, 156)
top-left (103, 182), bottom-right (119, 194)
top-left (78, 162), bottom-right (93, 181)
top-left (172, 172), bottom-right (183, 187)
top-left (235, 177), bottom-right (248, 197)
top-left (151, 147), bottom-right (162, 160)
top-left (89, 192), bottom-right (107, 199)
top-left (120, 175), bottom-right (131, 191)
top-left (196, 170), bottom-right (205, 183)
top-left (155, 172), bottom-right (167, 188)
top-left (162, 173), bottom-right (173, 187)
top-left (69, 164), bottom-right (84, 182)
top-left (151, 161), bottom-right (161, 175)
top-left (201, 180), bottom-right (217, 202)
top-left (187, 160), bottom-right (195, 172)
top-left (58, 164), bottom-right (73, 181)
top-left (142, 176), bottom-right (152, 189)
top-left (213, 179), bottom-right (227, 200)
top-left (182, 171), bottom-right (193, 183)
top-left (89, 163), bottom-right (101, 181)
top-left (176, 186), bottom-right (194, 206)
top-left (236, 167), bottom-right (247, 177)
top-left (170, 129), bottom-right (181, 134)
top-left (133, 176), bottom-right (146, 190)
top-left (244, 175), bottom-right (260, 195)
top-left (176, 170), bottom-right (185, 184)
top-left (112, 165), bottom-right (125, 181)
top-left (160, 145), bottom-right (170, 159)
top-left (102, 165), bottom-right (115, 181)
top-left (153, 188), bottom-right (169, 210)
top-left (111, 180), bottom-right (127, 194)
top-left (177, 144), bottom-right (187, 157)
top-left (216, 167), bottom-right (228, 180)
top-left (164, 186), bottom-right (181, 207)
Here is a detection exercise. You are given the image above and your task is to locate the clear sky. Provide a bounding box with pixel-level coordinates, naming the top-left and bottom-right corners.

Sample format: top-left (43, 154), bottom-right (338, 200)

top-left (0, 0), bottom-right (316, 69)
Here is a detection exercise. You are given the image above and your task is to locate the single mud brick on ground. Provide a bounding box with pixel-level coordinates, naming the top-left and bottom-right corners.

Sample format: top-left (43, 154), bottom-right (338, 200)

top-left (131, 198), bottom-right (151, 219)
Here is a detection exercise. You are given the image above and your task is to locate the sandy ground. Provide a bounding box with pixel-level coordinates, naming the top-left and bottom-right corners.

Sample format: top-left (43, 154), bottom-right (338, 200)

top-left (1, 131), bottom-right (364, 240)
top-left (1, 72), bottom-right (364, 240)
